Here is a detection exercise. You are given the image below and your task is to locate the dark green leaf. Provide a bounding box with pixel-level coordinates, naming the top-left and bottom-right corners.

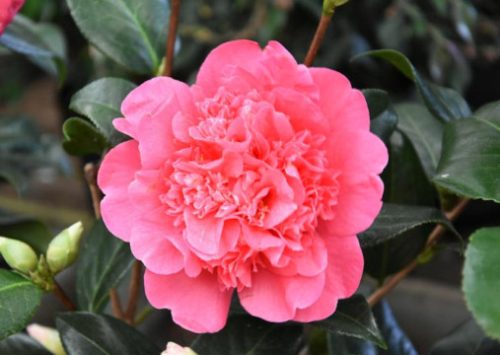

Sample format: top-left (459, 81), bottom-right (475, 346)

top-left (0, 212), bottom-right (52, 254)
top-left (430, 319), bottom-right (500, 355)
top-left (192, 315), bottom-right (303, 355)
top-left (70, 78), bottom-right (136, 145)
top-left (434, 101), bottom-right (500, 203)
top-left (76, 220), bottom-right (134, 312)
top-left (363, 89), bottom-right (398, 144)
top-left (463, 227), bottom-right (500, 340)
top-left (57, 312), bottom-right (159, 355)
top-left (0, 270), bottom-right (42, 340)
top-left (314, 295), bottom-right (386, 349)
top-left (0, 333), bottom-right (52, 355)
top-left (0, 15), bottom-right (66, 79)
top-left (354, 49), bottom-right (471, 122)
top-left (395, 103), bottom-right (443, 179)
top-left (359, 203), bottom-right (456, 248)
top-left (65, 0), bottom-right (169, 74)
top-left (62, 117), bottom-right (109, 156)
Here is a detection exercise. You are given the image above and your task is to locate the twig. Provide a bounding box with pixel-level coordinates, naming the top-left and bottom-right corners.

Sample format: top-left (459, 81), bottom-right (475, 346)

top-left (304, 13), bottom-right (334, 66)
top-left (125, 261), bottom-right (143, 325)
top-left (53, 281), bottom-right (76, 311)
top-left (162, 0), bottom-right (181, 76)
top-left (110, 289), bottom-right (125, 319)
top-left (367, 198), bottom-right (470, 306)
top-left (84, 163), bottom-right (101, 219)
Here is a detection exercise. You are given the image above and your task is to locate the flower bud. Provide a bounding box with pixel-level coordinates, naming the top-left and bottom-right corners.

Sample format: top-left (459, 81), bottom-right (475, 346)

top-left (323, 0), bottom-right (350, 15)
top-left (161, 342), bottom-right (198, 355)
top-left (0, 236), bottom-right (38, 274)
top-left (27, 324), bottom-right (66, 355)
top-left (46, 221), bottom-right (84, 274)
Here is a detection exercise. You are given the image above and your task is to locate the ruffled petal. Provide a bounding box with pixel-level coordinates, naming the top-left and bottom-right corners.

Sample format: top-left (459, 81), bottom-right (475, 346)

top-left (98, 140), bottom-right (141, 241)
top-left (144, 270), bottom-right (233, 333)
top-left (293, 235), bottom-right (363, 321)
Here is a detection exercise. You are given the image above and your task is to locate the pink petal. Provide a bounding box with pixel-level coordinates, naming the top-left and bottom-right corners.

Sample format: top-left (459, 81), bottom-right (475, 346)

top-left (321, 175), bottom-right (384, 236)
top-left (98, 141), bottom-right (141, 241)
top-left (293, 235), bottom-right (328, 277)
top-left (195, 40), bottom-right (263, 96)
top-left (130, 212), bottom-right (184, 275)
top-left (145, 270), bottom-right (233, 333)
top-left (183, 212), bottom-right (224, 259)
top-left (238, 270), bottom-right (325, 322)
top-left (309, 68), bottom-right (369, 132)
top-left (294, 235), bottom-right (363, 321)
top-left (241, 225), bottom-right (283, 250)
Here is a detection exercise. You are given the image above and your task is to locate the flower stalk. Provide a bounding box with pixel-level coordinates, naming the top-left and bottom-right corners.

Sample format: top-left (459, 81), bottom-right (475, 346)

top-left (162, 0), bottom-right (181, 77)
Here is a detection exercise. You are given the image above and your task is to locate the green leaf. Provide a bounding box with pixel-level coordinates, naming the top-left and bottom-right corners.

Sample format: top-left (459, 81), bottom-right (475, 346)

top-left (363, 89), bottom-right (398, 144)
top-left (57, 312), bottom-right (159, 355)
top-left (65, 0), bottom-right (169, 74)
top-left (430, 319), bottom-right (500, 355)
top-left (76, 220), bottom-right (134, 312)
top-left (359, 203), bottom-right (457, 248)
top-left (70, 78), bottom-right (136, 145)
top-left (0, 269), bottom-right (42, 340)
top-left (0, 333), bottom-right (52, 355)
top-left (434, 101), bottom-right (500, 203)
top-left (192, 315), bottom-right (303, 355)
top-left (0, 15), bottom-right (66, 80)
top-left (395, 103), bottom-right (443, 180)
top-left (463, 227), bottom-right (500, 340)
top-left (0, 215), bottom-right (52, 255)
top-left (62, 117), bottom-right (109, 156)
top-left (354, 49), bottom-right (471, 122)
top-left (313, 295), bottom-right (386, 349)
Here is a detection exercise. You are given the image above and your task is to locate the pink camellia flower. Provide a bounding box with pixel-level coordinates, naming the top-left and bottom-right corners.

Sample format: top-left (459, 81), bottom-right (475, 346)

top-left (98, 40), bottom-right (388, 333)
top-left (0, 0), bottom-right (24, 34)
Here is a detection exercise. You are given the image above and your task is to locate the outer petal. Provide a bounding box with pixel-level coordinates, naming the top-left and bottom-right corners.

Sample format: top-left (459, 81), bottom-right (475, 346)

top-left (130, 210), bottom-right (184, 275)
top-left (98, 140), bottom-right (141, 241)
top-left (144, 270), bottom-right (233, 333)
top-left (310, 68), bottom-right (369, 132)
top-left (195, 40), bottom-right (263, 96)
top-left (293, 235), bottom-right (363, 322)
top-left (238, 270), bottom-right (325, 322)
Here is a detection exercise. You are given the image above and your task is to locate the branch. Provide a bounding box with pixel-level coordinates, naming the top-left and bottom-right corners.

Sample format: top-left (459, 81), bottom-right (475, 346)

top-left (162, 0), bottom-right (181, 77)
top-left (125, 261), bottom-right (143, 325)
top-left (304, 13), bottom-right (334, 67)
top-left (84, 163), bottom-right (101, 219)
top-left (367, 198), bottom-right (470, 306)
top-left (53, 281), bottom-right (76, 311)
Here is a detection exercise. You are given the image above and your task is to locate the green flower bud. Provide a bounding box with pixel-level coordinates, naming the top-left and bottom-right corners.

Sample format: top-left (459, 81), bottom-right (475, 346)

top-left (0, 236), bottom-right (38, 274)
top-left (46, 221), bottom-right (84, 274)
top-left (323, 0), bottom-right (350, 15)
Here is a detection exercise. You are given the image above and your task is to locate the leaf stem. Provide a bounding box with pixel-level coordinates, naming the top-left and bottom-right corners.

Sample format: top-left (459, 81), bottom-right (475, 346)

top-left (84, 163), bottom-right (102, 219)
top-left (162, 0), bottom-right (181, 77)
top-left (53, 281), bottom-right (76, 311)
top-left (110, 288), bottom-right (125, 319)
top-left (367, 198), bottom-right (470, 306)
top-left (125, 261), bottom-right (142, 324)
top-left (134, 305), bottom-right (154, 325)
top-left (304, 12), bottom-right (334, 67)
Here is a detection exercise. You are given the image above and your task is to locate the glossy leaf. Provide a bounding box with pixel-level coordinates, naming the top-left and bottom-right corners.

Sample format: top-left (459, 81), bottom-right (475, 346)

top-left (363, 89), bottom-right (398, 144)
top-left (463, 227), bottom-right (500, 340)
top-left (395, 103), bottom-right (443, 179)
top-left (431, 319), bottom-right (500, 355)
top-left (76, 220), bottom-right (134, 312)
top-left (0, 333), bottom-right (51, 355)
top-left (355, 49), bottom-right (471, 122)
top-left (0, 270), bottom-right (42, 340)
top-left (62, 117), bottom-right (109, 156)
top-left (57, 312), bottom-right (159, 355)
top-left (65, 0), bottom-right (169, 74)
top-left (192, 315), bottom-right (303, 355)
top-left (434, 101), bottom-right (500, 203)
top-left (69, 78), bottom-right (136, 145)
top-left (0, 15), bottom-right (66, 79)
top-left (314, 295), bottom-right (386, 348)
top-left (359, 203), bottom-right (456, 248)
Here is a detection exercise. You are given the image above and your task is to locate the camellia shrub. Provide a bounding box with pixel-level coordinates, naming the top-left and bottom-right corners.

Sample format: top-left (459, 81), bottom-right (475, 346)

top-left (0, 0), bottom-right (499, 354)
